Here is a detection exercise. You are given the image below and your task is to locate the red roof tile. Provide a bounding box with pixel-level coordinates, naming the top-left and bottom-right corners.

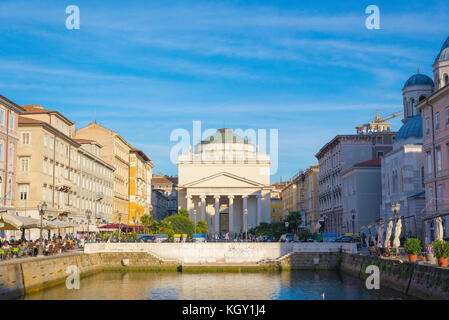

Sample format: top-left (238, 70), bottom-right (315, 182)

top-left (355, 158), bottom-right (381, 167)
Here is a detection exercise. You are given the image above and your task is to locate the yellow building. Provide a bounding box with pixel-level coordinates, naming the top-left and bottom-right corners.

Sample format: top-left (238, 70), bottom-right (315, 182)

top-left (129, 148), bottom-right (153, 225)
top-left (75, 123), bottom-right (133, 224)
top-left (301, 165), bottom-right (320, 233)
top-left (270, 183), bottom-right (285, 222)
top-left (282, 179), bottom-right (299, 215)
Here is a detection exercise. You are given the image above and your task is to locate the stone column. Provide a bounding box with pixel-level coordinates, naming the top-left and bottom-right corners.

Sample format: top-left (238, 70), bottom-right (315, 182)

top-left (243, 195), bottom-right (248, 234)
top-left (228, 195), bottom-right (234, 234)
top-left (186, 195), bottom-right (192, 217)
top-left (200, 195), bottom-right (206, 221)
top-left (256, 193), bottom-right (262, 225)
top-left (214, 195), bottom-right (220, 234)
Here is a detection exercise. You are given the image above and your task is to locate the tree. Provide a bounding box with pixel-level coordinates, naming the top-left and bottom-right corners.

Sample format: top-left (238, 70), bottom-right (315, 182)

top-left (162, 214), bottom-right (194, 236)
top-left (177, 208), bottom-right (189, 217)
top-left (140, 214), bottom-right (154, 234)
top-left (196, 220), bottom-right (208, 234)
top-left (285, 212), bottom-right (303, 234)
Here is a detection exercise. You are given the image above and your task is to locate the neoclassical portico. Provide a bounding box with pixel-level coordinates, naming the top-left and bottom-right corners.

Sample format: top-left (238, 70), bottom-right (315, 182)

top-left (177, 128), bottom-right (272, 236)
top-left (181, 173), bottom-right (269, 235)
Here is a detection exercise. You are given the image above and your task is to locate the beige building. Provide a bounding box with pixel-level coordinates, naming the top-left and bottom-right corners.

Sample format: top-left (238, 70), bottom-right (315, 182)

top-left (177, 128), bottom-right (272, 236)
top-left (75, 122), bottom-right (142, 224)
top-left (15, 105), bottom-right (114, 239)
top-left (75, 139), bottom-right (115, 223)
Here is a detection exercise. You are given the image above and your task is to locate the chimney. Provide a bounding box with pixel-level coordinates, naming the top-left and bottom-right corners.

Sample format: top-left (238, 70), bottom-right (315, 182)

top-left (24, 104), bottom-right (43, 109)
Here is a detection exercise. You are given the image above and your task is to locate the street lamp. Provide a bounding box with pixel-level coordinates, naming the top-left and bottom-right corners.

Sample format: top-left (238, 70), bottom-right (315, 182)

top-left (118, 212), bottom-right (122, 242)
top-left (37, 201), bottom-right (47, 241)
top-left (244, 208), bottom-right (248, 242)
top-left (350, 209), bottom-right (356, 234)
top-left (391, 203), bottom-right (401, 221)
top-left (193, 209), bottom-right (197, 242)
top-left (86, 210), bottom-right (92, 238)
top-left (95, 192), bottom-right (104, 226)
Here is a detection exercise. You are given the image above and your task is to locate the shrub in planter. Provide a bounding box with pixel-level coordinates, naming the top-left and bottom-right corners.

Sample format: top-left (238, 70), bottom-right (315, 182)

top-left (432, 240), bottom-right (449, 267)
top-left (404, 238), bottom-right (422, 262)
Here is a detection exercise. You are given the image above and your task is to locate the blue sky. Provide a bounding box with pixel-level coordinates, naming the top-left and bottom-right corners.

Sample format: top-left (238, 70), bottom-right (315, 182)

top-left (0, 0), bottom-right (448, 181)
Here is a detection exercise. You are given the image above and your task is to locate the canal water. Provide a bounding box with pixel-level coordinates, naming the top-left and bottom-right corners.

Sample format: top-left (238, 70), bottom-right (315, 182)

top-left (24, 270), bottom-right (415, 300)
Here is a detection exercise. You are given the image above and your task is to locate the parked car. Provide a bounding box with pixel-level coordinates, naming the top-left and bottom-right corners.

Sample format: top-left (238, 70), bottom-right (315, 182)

top-left (136, 235), bottom-right (156, 243)
top-left (279, 234), bottom-right (295, 243)
top-left (335, 235), bottom-right (353, 243)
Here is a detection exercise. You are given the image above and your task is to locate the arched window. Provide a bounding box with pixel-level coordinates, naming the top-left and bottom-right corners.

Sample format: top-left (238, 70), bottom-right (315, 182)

top-left (444, 74), bottom-right (449, 86)
top-left (419, 95), bottom-right (426, 102)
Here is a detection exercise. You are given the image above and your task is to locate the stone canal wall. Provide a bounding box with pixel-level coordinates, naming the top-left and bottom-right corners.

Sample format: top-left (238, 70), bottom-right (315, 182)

top-left (84, 242), bottom-right (357, 263)
top-left (340, 253), bottom-right (449, 300)
top-left (0, 251), bottom-right (178, 299)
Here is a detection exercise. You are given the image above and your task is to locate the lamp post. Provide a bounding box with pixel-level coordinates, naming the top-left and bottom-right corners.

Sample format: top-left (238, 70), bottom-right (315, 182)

top-left (132, 216), bottom-right (136, 234)
top-left (37, 202), bottom-right (47, 241)
top-left (86, 210), bottom-right (92, 239)
top-left (95, 192), bottom-right (104, 226)
top-left (244, 208), bottom-right (248, 242)
top-left (193, 209), bottom-right (197, 242)
top-left (350, 209), bottom-right (356, 234)
top-left (391, 202), bottom-right (401, 221)
top-left (118, 212), bottom-right (122, 243)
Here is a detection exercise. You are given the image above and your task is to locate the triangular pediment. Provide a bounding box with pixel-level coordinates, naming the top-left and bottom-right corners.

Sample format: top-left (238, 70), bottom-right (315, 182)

top-left (182, 172), bottom-right (264, 188)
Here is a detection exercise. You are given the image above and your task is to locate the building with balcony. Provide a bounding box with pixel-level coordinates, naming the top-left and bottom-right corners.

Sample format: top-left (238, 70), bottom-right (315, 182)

top-left (0, 95), bottom-right (24, 216)
top-left (418, 36), bottom-right (449, 241)
top-left (316, 131), bottom-right (395, 235)
top-left (75, 139), bottom-right (115, 224)
top-left (75, 122), bottom-right (133, 224)
top-left (14, 105), bottom-right (115, 239)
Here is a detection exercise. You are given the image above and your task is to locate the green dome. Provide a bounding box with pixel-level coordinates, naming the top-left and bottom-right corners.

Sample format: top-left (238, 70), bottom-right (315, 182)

top-left (201, 128), bottom-right (250, 145)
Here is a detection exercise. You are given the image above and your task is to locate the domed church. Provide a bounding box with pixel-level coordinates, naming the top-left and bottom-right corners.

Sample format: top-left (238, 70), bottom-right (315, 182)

top-left (177, 128), bottom-right (272, 237)
top-left (381, 36), bottom-right (449, 240)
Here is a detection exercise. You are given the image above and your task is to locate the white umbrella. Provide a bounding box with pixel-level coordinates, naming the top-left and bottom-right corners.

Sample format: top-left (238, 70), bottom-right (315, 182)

top-left (0, 213), bottom-right (41, 229)
top-left (376, 224), bottom-right (384, 244)
top-left (435, 217), bottom-right (444, 241)
top-left (393, 219), bottom-right (402, 249)
top-left (384, 220), bottom-right (393, 248)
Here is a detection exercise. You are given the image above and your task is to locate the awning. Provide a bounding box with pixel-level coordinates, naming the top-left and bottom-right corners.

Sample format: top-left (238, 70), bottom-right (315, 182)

top-left (77, 224), bottom-right (99, 232)
top-left (0, 213), bottom-right (41, 230)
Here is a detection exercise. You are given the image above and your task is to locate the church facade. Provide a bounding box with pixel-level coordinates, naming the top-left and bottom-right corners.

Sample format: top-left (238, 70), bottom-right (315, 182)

top-left (177, 128), bottom-right (272, 236)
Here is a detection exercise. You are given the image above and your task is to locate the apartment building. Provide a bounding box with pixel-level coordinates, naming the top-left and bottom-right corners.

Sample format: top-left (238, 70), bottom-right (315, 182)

top-left (152, 174), bottom-right (177, 216)
top-left (0, 95), bottom-right (24, 213)
top-left (129, 148), bottom-right (153, 225)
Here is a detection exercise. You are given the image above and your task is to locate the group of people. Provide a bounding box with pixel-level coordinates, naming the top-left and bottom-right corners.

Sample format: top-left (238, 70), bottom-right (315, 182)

top-left (0, 233), bottom-right (97, 261)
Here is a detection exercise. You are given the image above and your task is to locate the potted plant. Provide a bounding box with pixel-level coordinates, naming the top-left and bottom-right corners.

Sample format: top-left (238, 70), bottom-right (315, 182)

top-left (432, 240), bottom-right (449, 267)
top-left (404, 238), bottom-right (421, 262)
top-left (425, 244), bottom-right (437, 264)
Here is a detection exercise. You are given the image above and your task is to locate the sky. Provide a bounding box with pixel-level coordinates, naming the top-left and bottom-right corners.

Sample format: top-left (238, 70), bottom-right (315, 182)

top-left (0, 0), bottom-right (448, 182)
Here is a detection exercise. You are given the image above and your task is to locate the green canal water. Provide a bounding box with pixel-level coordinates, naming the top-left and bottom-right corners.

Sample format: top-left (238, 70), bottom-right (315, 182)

top-left (23, 270), bottom-right (416, 300)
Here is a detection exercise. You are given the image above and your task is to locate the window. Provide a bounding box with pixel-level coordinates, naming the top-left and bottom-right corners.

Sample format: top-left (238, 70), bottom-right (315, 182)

top-left (446, 107), bottom-right (449, 126)
top-left (0, 142), bottom-right (3, 162)
top-left (8, 144), bottom-right (13, 166)
top-left (0, 109), bottom-right (4, 126)
top-left (44, 134), bottom-right (48, 147)
top-left (377, 151), bottom-right (384, 158)
top-left (426, 117), bottom-right (430, 134)
top-left (43, 159), bottom-right (47, 173)
top-left (401, 168), bottom-right (404, 192)
top-left (427, 152), bottom-right (432, 174)
top-left (421, 166), bottom-right (425, 188)
top-left (429, 187), bottom-right (433, 205)
top-left (19, 185), bottom-right (29, 200)
top-left (437, 148), bottom-right (442, 171)
top-left (387, 174), bottom-right (390, 195)
top-left (435, 112), bottom-right (440, 131)
top-left (21, 132), bottom-right (31, 145)
top-left (438, 184), bottom-right (443, 205)
top-left (20, 158), bottom-right (30, 172)
top-left (445, 74), bottom-right (449, 87)
top-left (9, 114), bottom-right (14, 130)
top-left (42, 186), bottom-right (46, 201)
